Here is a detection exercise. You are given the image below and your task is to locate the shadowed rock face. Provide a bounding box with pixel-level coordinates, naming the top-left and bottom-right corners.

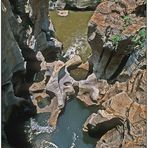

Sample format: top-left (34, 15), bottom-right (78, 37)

top-left (88, 0), bottom-right (146, 81)
top-left (87, 117), bottom-right (123, 139)
top-left (2, 0), bottom-right (62, 147)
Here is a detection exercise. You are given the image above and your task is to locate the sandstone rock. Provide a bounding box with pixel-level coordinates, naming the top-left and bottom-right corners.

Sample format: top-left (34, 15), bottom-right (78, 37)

top-left (88, 0), bottom-right (146, 80)
top-left (57, 10), bottom-right (69, 16)
top-left (77, 74), bottom-right (100, 105)
top-left (29, 55), bottom-right (84, 128)
top-left (82, 69), bottom-right (146, 148)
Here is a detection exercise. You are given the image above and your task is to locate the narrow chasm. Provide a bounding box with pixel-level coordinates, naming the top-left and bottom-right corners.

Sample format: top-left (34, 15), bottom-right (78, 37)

top-left (2, 0), bottom-right (146, 148)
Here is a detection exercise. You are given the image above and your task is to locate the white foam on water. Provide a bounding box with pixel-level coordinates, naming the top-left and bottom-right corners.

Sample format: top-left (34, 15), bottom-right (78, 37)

top-left (63, 36), bottom-right (87, 59)
top-left (40, 140), bottom-right (58, 148)
top-left (25, 118), bottom-right (55, 143)
top-left (69, 132), bottom-right (78, 148)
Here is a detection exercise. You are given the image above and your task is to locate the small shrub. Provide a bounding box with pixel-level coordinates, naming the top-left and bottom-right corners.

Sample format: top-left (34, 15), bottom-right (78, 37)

top-left (122, 15), bottom-right (132, 27)
top-left (110, 34), bottom-right (122, 50)
top-left (131, 28), bottom-right (146, 48)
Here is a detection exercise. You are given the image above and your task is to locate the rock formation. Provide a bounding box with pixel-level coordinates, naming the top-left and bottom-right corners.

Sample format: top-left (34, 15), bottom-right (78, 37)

top-left (49, 0), bottom-right (100, 10)
top-left (83, 69), bottom-right (146, 147)
top-left (81, 1), bottom-right (146, 147)
top-left (29, 54), bottom-right (99, 128)
top-left (2, 0), bottom-right (62, 147)
top-left (2, 0), bottom-right (146, 147)
top-left (88, 0), bottom-right (146, 81)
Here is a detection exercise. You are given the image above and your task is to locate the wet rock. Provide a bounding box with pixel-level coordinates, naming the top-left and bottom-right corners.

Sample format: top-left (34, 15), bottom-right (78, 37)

top-left (88, 0), bottom-right (146, 81)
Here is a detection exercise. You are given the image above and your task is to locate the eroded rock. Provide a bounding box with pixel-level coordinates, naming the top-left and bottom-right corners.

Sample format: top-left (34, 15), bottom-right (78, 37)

top-left (88, 0), bottom-right (146, 81)
top-left (83, 69), bottom-right (146, 148)
top-left (49, 0), bottom-right (100, 10)
top-left (29, 53), bottom-right (101, 127)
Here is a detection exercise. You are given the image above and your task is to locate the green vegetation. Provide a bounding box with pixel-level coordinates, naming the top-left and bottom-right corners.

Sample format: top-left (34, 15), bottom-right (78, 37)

top-left (122, 15), bottom-right (133, 27)
top-left (110, 33), bottom-right (122, 49)
top-left (131, 28), bottom-right (146, 48)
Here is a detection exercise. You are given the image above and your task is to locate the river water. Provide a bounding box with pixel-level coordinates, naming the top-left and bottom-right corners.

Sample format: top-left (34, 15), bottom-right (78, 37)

top-left (25, 99), bottom-right (97, 148)
top-left (25, 11), bottom-right (97, 148)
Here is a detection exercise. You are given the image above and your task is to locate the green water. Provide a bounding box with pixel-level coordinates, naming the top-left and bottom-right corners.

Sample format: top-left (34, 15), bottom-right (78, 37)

top-left (50, 11), bottom-right (93, 62)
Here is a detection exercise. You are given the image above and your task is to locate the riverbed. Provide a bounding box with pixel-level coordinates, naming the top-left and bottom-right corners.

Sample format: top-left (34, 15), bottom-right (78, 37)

top-left (25, 11), bottom-right (96, 148)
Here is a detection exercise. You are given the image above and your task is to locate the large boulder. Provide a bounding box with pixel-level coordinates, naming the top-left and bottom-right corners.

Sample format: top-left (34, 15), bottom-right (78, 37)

top-left (88, 0), bottom-right (146, 81)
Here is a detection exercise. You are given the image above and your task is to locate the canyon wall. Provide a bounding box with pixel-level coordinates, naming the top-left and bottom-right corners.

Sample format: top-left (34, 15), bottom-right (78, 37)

top-left (81, 1), bottom-right (146, 147)
top-left (88, 0), bottom-right (146, 82)
top-left (2, 0), bottom-right (62, 147)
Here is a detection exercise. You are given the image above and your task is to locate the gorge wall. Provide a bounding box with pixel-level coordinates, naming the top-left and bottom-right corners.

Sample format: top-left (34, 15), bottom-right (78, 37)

top-left (2, 0), bottom-right (62, 147)
top-left (1, 0), bottom-right (146, 147)
top-left (88, 0), bottom-right (146, 82)
top-left (81, 1), bottom-right (146, 147)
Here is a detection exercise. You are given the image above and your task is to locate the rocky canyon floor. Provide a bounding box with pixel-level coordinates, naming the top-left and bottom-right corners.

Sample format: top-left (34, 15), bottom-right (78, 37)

top-left (2, 0), bottom-right (146, 148)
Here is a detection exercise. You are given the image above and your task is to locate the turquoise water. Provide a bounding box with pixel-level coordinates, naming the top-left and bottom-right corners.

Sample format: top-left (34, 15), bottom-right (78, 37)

top-left (51, 99), bottom-right (97, 148)
top-left (25, 99), bottom-right (98, 148)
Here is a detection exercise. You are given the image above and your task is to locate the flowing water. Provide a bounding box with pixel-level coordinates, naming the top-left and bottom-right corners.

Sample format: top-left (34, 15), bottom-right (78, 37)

top-left (25, 11), bottom-right (97, 148)
top-left (25, 99), bottom-right (98, 148)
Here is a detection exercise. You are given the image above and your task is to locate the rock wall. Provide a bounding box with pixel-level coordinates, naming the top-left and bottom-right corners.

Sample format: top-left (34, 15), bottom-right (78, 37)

top-left (49, 0), bottom-right (100, 10)
top-left (82, 69), bottom-right (146, 148)
top-left (80, 1), bottom-right (146, 147)
top-left (2, 0), bottom-right (62, 147)
top-left (88, 0), bottom-right (146, 82)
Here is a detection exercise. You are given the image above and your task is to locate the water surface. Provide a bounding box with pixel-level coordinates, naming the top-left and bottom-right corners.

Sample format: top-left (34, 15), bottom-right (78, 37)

top-left (25, 11), bottom-right (97, 148)
top-left (50, 11), bottom-right (93, 62)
